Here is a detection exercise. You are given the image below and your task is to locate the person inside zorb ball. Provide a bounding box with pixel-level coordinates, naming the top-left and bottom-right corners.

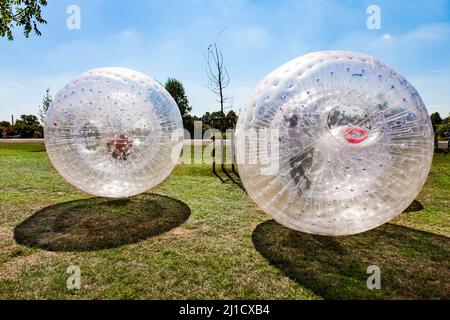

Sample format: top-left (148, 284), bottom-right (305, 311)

top-left (235, 51), bottom-right (434, 236)
top-left (45, 67), bottom-right (183, 198)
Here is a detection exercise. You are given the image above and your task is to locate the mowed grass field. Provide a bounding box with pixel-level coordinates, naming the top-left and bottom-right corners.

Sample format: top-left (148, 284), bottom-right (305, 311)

top-left (0, 141), bottom-right (449, 299)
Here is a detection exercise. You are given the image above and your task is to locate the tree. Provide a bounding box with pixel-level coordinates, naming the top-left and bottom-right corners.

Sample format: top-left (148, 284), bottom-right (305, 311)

top-left (164, 78), bottom-right (192, 118)
top-left (0, 121), bottom-right (11, 138)
top-left (38, 87), bottom-right (52, 124)
top-left (201, 111), bottom-right (226, 130)
top-left (430, 112), bottom-right (442, 126)
top-left (0, 0), bottom-right (48, 40)
top-left (0, 121), bottom-right (11, 128)
top-left (164, 78), bottom-right (194, 137)
top-left (226, 110), bottom-right (238, 129)
top-left (182, 114), bottom-right (201, 137)
top-left (211, 111), bottom-right (226, 129)
top-left (206, 43), bottom-right (230, 133)
top-left (199, 110), bottom-right (239, 133)
top-left (202, 112), bottom-right (213, 126)
top-left (11, 114), bottom-right (43, 138)
top-left (436, 116), bottom-right (450, 140)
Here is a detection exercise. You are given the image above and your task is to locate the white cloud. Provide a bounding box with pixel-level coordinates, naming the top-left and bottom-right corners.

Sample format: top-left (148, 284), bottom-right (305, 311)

top-left (328, 22), bottom-right (450, 119)
top-left (226, 25), bottom-right (272, 47)
top-left (404, 23), bottom-right (450, 41)
top-left (371, 23), bottom-right (450, 47)
top-left (2, 2), bottom-right (449, 122)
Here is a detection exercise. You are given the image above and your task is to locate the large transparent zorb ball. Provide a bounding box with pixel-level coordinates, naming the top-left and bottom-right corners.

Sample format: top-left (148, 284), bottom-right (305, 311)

top-left (236, 51), bottom-right (434, 235)
top-left (45, 67), bottom-right (183, 198)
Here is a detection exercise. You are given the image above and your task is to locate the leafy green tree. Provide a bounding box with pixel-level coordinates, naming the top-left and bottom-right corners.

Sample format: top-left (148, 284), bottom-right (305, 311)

top-left (164, 78), bottom-right (195, 137)
top-left (38, 87), bottom-right (52, 124)
top-left (201, 112), bottom-right (213, 126)
top-left (212, 111), bottom-right (223, 130)
top-left (182, 114), bottom-right (201, 137)
top-left (226, 110), bottom-right (238, 129)
top-left (436, 116), bottom-right (450, 140)
top-left (0, 121), bottom-right (11, 128)
top-left (0, 0), bottom-right (48, 40)
top-left (201, 110), bottom-right (239, 131)
top-left (0, 120), bottom-right (11, 138)
top-left (200, 110), bottom-right (238, 135)
top-left (430, 112), bottom-right (442, 126)
top-left (11, 114), bottom-right (43, 138)
top-left (207, 111), bottom-right (225, 130)
top-left (164, 78), bottom-right (192, 118)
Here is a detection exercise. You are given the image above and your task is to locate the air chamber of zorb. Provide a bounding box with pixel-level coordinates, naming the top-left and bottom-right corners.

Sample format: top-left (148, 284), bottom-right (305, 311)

top-left (235, 51), bottom-right (434, 235)
top-left (44, 67), bottom-right (183, 198)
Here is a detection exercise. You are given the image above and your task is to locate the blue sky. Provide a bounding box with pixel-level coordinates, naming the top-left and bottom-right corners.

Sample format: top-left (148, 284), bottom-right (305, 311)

top-left (1, 0), bottom-right (449, 122)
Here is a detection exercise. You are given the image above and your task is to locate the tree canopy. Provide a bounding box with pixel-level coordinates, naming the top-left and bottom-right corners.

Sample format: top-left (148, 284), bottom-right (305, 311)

top-left (0, 121), bottom-right (11, 137)
top-left (0, 0), bottom-right (48, 40)
top-left (430, 112), bottom-right (443, 126)
top-left (201, 110), bottom-right (238, 131)
top-left (164, 78), bottom-right (192, 118)
top-left (38, 87), bottom-right (52, 124)
top-left (436, 116), bottom-right (450, 139)
top-left (8, 114), bottom-right (43, 138)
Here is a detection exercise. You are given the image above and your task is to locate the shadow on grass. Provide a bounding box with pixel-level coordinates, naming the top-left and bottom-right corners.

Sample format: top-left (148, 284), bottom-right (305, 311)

top-left (403, 200), bottom-right (424, 212)
top-left (14, 193), bottom-right (190, 252)
top-left (252, 221), bottom-right (450, 299)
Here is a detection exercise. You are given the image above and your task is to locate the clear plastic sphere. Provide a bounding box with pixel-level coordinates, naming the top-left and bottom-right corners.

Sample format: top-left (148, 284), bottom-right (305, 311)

top-left (236, 51), bottom-right (434, 235)
top-left (45, 67), bottom-right (183, 198)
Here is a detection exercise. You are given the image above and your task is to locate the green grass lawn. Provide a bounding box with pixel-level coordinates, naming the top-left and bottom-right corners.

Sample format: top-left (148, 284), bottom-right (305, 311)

top-left (0, 142), bottom-right (449, 299)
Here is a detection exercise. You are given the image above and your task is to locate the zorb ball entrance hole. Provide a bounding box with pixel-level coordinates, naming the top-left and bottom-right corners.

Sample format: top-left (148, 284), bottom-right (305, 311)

top-left (236, 51), bottom-right (434, 236)
top-left (45, 68), bottom-right (183, 198)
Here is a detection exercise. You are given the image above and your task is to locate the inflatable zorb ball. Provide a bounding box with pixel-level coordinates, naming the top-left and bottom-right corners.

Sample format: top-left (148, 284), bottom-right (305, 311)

top-left (45, 68), bottom-right (183, 198)
top-left (236, 51), bottom-right (434, 235)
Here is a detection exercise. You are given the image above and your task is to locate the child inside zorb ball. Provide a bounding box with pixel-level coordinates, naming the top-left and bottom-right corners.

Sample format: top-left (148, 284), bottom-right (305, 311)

top-left (107, 134), bottom-right (133, 161)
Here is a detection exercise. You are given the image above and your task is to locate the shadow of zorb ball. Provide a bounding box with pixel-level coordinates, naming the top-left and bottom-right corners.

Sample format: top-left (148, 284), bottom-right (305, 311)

top-left (45, 68), bottom-right (183, 198)
top-left (235, 51), bottom-right (434, 235)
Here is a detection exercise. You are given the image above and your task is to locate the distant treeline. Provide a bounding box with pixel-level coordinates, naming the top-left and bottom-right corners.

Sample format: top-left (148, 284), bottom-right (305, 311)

top-left (1, 115), bottom-right (43, 138)
top-left (0, 111), bottom-right (238, 139)
top-left (431, 112), bottom-right (450, 140)
top-left (2, 111), bottom-right (448, 141)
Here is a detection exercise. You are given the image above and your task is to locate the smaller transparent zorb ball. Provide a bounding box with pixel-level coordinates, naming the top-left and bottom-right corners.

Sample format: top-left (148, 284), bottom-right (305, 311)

top-left (45, 68), bottom-right (183, 198)
top-left (236, 51), bottom-right (434, 235)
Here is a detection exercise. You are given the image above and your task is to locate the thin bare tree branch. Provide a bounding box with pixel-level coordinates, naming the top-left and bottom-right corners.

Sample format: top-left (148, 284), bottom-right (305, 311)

top-left (206, 42), bottom-right (231, 133)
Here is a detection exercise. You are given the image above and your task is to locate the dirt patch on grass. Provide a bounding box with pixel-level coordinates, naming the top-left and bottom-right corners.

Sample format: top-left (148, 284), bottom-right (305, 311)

top-left (0, 251), bottom-right (57, 280)
top-left (169, 227), bottom-right (193, 237)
